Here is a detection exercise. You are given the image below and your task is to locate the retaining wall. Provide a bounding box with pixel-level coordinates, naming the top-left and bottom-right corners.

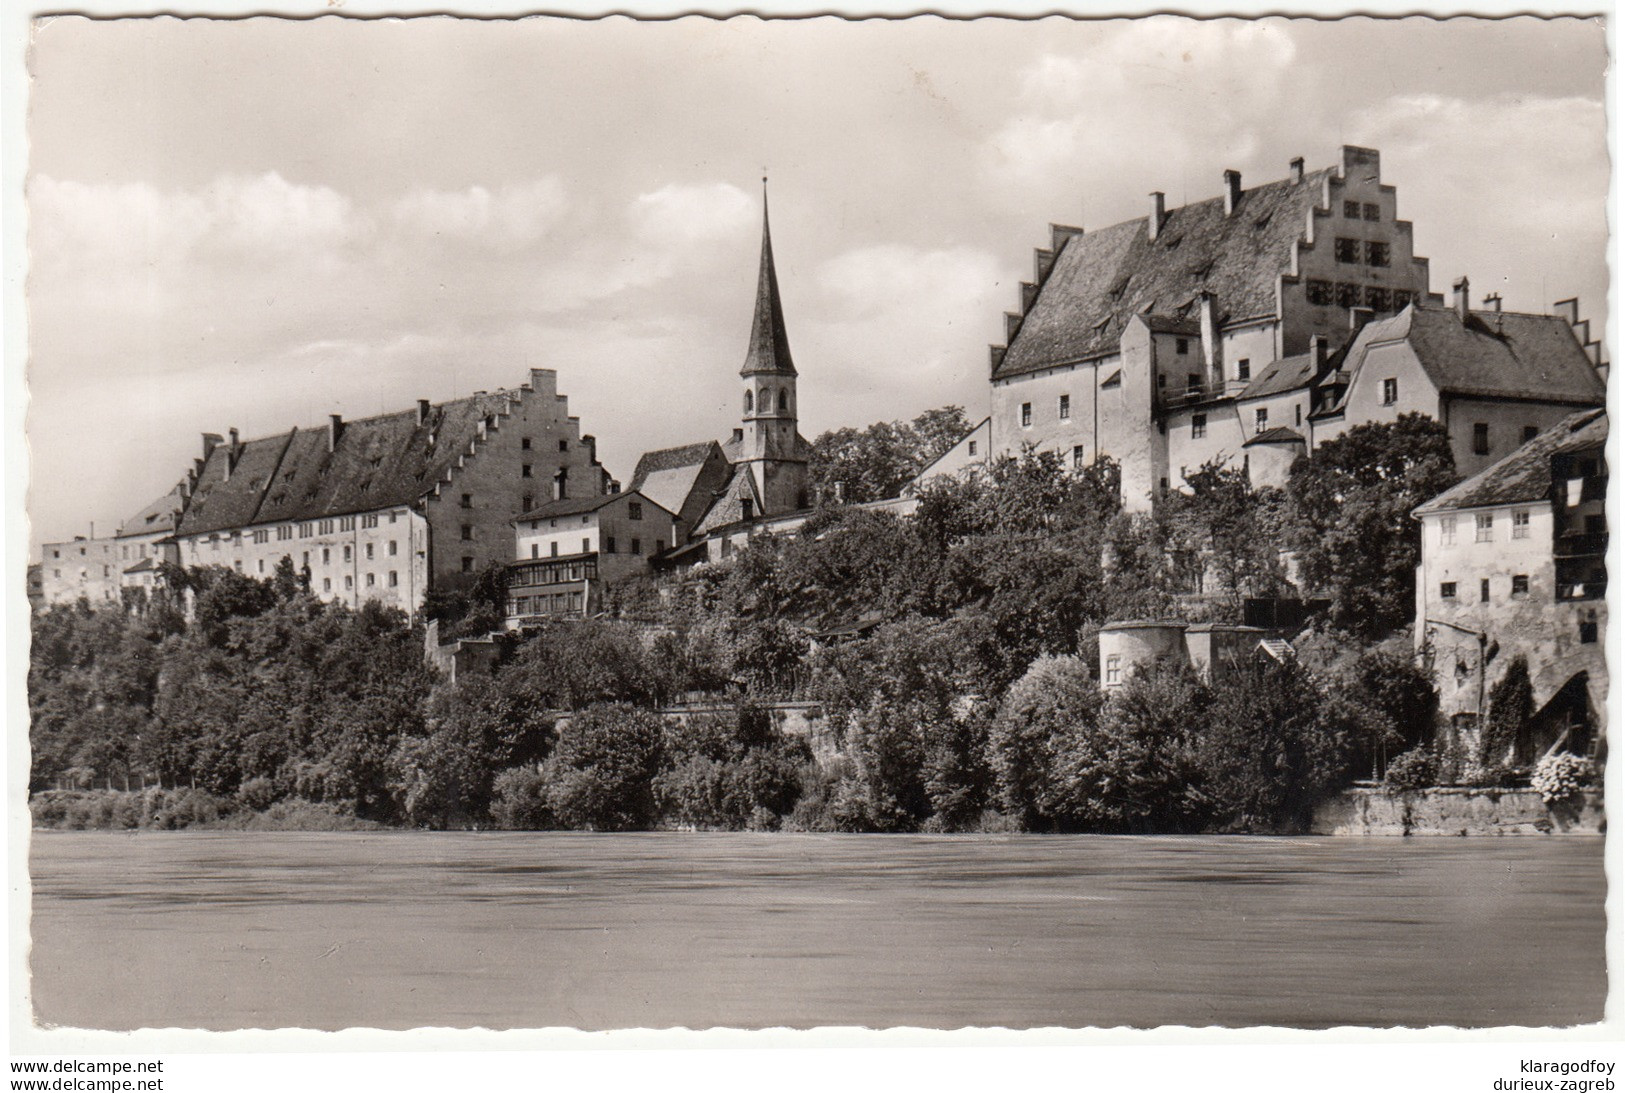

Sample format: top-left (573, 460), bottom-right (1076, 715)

top-left (1312, 786), bottom-right (1603, 836)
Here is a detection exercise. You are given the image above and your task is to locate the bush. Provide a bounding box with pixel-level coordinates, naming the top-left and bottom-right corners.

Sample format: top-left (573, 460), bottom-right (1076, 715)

top-left (1531, 753), bottom-right (1596, 807)
top-left (236, 776), bottom-right (278, 812)
top-left (1383, 746), bottom-right (1435, 792)
top-left (543, 703), bottom-right (664, 831)
top-left (490, 766), bottom-right (553, 830)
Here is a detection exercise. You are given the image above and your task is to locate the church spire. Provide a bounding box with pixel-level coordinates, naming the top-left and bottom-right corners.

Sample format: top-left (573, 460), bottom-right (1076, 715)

top-left (740, 177), bottom-right (796, 377)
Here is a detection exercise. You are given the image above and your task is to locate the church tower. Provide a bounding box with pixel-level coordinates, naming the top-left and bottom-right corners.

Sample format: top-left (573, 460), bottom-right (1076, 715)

top-left (737, 182), bottom-right (809, 515)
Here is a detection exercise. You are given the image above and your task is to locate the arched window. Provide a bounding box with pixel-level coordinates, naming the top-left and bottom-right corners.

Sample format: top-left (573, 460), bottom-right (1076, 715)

top-left (760, 387), bottom-right (771, 413)
top-left (778, 389), bottom-right (789, 413)
top-left (743, 389), bottom-right (753, 414)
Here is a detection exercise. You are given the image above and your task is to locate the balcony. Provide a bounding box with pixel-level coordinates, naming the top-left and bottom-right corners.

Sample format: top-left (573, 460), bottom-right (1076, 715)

top-left (1156, 379), bottom-right (1240, 410)
top-left (1554, 531), bottom-right (1609, 559)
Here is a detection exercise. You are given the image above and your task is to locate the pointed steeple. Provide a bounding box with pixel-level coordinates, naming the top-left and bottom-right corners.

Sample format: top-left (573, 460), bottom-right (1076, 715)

top-left (740, 178), bottom-right (796, 377)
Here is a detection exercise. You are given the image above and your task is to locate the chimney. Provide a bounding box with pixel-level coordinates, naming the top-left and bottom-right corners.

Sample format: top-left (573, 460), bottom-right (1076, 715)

top-left (201, 432), bottom-right (223, 461)
top-left (224, 428), bottom-right (240, 482)
top-left (1289, 157), bottom-right (1304, 185)
top-left (328, 414), bottom-right (344, 453)
top-left (1148, 192), bottom-right (1166, 241)
top-left (1452, 277), bottom-right (1470, 320)
top-left (1483, 293), bottom-right (1503, 313)
top-left (416, 399), bottom-right (431, 426)
top-left (732, 427), bottom-right (744, 443)
top-left (1223, 170), bottom-right (1242, 215)
top-left (1197, 292), bottom-right (1219, 382)
top-left (582, 433), bottom-right (598, 464)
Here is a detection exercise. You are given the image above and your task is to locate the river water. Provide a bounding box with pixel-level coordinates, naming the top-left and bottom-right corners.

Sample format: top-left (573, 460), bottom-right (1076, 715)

top-left (27, 831), bottom-right (1606, 1031)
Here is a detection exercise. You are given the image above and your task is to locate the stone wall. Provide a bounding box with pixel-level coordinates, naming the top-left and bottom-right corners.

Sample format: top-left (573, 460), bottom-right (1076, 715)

top-left (1312, 786), bottom-right (1603, 836)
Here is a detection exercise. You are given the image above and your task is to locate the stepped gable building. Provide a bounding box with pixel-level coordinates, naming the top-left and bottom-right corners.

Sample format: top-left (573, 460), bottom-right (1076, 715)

top-left (988, 146), bottom-right (1440, 507)
top-left (170, 368), bottom-right (610, 612)
top-left (1411, 408), bottom-right (1607, 761)
top-left (1312, 287), bottom-right (1606, 478)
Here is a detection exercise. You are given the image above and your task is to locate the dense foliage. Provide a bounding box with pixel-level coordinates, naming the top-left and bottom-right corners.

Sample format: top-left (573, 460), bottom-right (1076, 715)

top-left (33, 416), bottom-right (1469, 832)
top-left (808, 406), bottom-right (971, 503)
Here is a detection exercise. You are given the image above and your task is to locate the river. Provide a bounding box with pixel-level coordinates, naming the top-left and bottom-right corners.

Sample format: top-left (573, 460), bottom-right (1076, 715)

top-left (27, 831), bottom-right (1605, 1030)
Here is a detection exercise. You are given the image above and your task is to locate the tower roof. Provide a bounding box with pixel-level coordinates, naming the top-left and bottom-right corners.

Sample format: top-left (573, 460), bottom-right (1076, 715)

top-left (740, 182), bottom-right (796, 377)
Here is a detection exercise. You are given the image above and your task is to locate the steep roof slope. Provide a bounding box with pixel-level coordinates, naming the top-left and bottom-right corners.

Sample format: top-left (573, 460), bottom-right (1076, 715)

top-left (1414, 408), bottom-right (1606, 515)
top-left (995, 167), bottom-right (1335, 381)
top-left (117, 482), bottom-right (189, 539)
top-left (1339, 304), bottom-right (1605, 413)
top-left (175, 391), bottom-right (514, 537)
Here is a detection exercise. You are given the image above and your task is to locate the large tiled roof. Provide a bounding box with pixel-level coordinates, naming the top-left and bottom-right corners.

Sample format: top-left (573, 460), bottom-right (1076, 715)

top-left (994, 167), bottom-right (1337, 381)
top-left (1413, 408), bottom-right (1607, 516)
top-left (176, 391), bottom-right (514, 537)
top-left (1344, 305), bottom-right (1605, 408)
top-left (631, 441), bottom-right (722, 483)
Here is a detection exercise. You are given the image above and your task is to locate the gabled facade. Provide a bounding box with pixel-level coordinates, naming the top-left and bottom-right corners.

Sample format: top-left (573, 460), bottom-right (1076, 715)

top-left (39, 481), bottom-right (187, 606)
top-left (505, 489), bottom-right (679, 625)
top-left (1412, 409), bottom-right (1607, 760)
top-left (169, 369), bottom-right (611, 612)
top-left (989, 146), bottom-right (1438, 508)
top-left (1313, 287), bottom-right (1606, 478)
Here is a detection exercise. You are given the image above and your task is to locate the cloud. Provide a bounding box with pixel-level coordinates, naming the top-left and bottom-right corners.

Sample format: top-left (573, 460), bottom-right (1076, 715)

top-left (628, 181), bottom-right (754, 245)
top-left (389, 177), bottom-right (569, 251)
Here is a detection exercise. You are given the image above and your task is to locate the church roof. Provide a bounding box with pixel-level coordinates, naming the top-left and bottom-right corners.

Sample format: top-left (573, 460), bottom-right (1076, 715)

top-left (740, 187), bottom-right (796, 377)
top-left (1414, 408), bottom-right (1606, 516)
top-left (176, 390), bottom-right (515, 538)
top-left (994, 165), bottom-right (1338, 381)
top-left (1338, 304), bottom-right (1606, 409)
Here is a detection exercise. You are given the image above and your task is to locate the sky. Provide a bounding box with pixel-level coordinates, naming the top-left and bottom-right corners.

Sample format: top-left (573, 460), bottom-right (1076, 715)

top-left (23, 14), bottom-right (1609, 553)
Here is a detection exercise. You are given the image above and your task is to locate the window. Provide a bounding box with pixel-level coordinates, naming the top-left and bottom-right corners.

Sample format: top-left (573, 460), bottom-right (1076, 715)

top-left (1335, 282), bottom-right (1361, 308)
top-left (1020, 403), bottom-right (1032, 427)
top-left (1366, 287), bottom-right (1390, 312)
top-left (323, 578), bottom-right (332, 592)
top-left (1475, 513), bottom-right (1493, 542)
top-left (1392, 290), bottom-right (1413, 311)
top-left (389, 511), bottom-right (398, 524)
top-left (1072, 445), bottom-right (1084, 469)
top-left (550, 542), bottom-right (559, 558)
top-left (1381, 378), bottom-right (1398, 406)
top-left (1366, 241), bottom-right (1390, 267)
top-left (1191, 414), bottom-right (1207, 439)
top-left (628, 502), bottom-right (643, 521)
top-left (521, 437), bottom-right (532, 450)
top-left (366, 573), bottom-right (375, 588)
top-left (339, 516), bottom-right (356, 532)
top-left (1236, 358), bottom-right (1250, 382)
top-left (253, 529), bottom-right (269, 545)
top-left (1306, 280), bottom-right (1334, 306)
top-left (1058, 394), bottom-right (1071, 421)
top-left (1105, 655), bottom-right (1121, 685)
top-left (1522, 425), bottom-right (1539, 445)
top-left (655, 540), bottom-right (665, 553)
top-left (968, 441), bottom-right (977, 456)
top-left (1176, 338), bottom-right (1190, 355)
top-left (361, 543), bottom-right (371, 560)
top-left (1343, 200), bottom-right (1361, 219)
top-left (522, 464), bottom-right (532, 478)
top-left (1334, 237), bottom-right (1360, 263)
top-left (1511, 574), bottom-right (1529, 597)
top-left (388, 540), bottom-right (398, 557)
top-left (459, 525), bottom-right (473, 542)
top-left (1473, 423), bottom-right (1490, 455)
top-left (1254, 408), bottom-right (1268, 434)
top-left (342, 545), bottom-right (352, 563)
top-left (389, 571), bottom-right (398, 588)
top-left (277, 525), bottom-right (293, 541)
top-left (302, 551), bottom-right (310, 568)
top-left (1363, 202), bottom-right (1380, 221)
top-left (559, 440), bottom-right (570, 453)
top-left (460, 493), bottom-right (473, 509)
top-left (606, 536), bottom-right (616, 554)
top-left (744, 390), bottom-right (754, 414)
top-left (322, 548), bottom-right (331, 565)
top-left (582, 537), bottom-right (591, 554)
top-left (299, 522), bottom-right (312, 538)
top-left (740, 498), bottom-right (754, 521)
top-left (1187, 373), bottom-right (1202, 392)
top-left (1512, 510), bottom-right (1530, 539)
top-left (1440, 581), bottom-right (1457, 600)
top-left (344, 575), bottom-right (353, 590)
top-left (778, 390), bottom-right (789, 413)
top-left (256, 559), bottom-right (265, 574)
top-left (1480, 578), bottom-right (1490, 603)
top-left (530, 544), bottom-right (539, 559)
top-left (1440, 515), bottom-right (1457, 546)
top-left (1295, 404), bottom-right (1303, 427)
top-left (632, 538), bottom-right (642, 555)
top-left (319, 519), bottom-right (335, 535)
top-left (461, 557), bottom-right (473, 573)
top-left (1580, 612), bottom-right (1599, 644)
